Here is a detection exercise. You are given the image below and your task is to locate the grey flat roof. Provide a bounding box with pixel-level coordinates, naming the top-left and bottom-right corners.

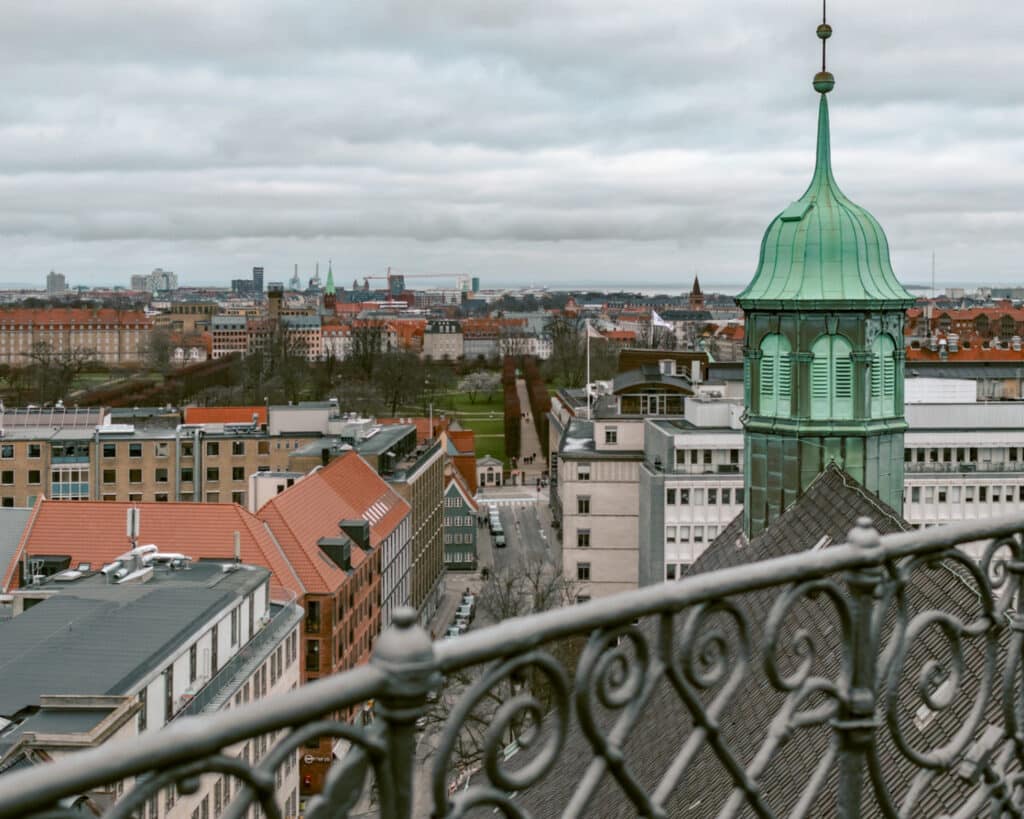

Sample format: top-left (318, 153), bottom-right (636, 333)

top-left (0, 562), bottom-right (269, 718)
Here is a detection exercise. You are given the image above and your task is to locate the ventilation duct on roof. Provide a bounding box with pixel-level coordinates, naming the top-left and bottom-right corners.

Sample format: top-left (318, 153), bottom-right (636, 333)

top-left (318, 537), bottom-right (352, 571)
top-left (340, 520), bottom-right (370, 550)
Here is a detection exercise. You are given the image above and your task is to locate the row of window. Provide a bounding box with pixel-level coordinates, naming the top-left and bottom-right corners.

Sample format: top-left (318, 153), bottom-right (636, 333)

top-left (908, 484), bottom-right (1024, 504)
top-left (675, 448), bottom-right (741, 467)
top-left (1, 468), bottom-right (97, 486)
top-left (444, 514), bottom-right (475, 527)
top-left (665, 563), bottom-right (693, 581)
top-left (903, 447), bottom-right (1023, 464)
top-left (98, 490), bottom-right (246, 504)
top-left (666, 524), bottom-right (720, 544)
top-left (101, 440), bottom-right (272, 459)
top-left (99, 466), bottom-right (249, 484)
top-left (444, 532), bottom-right (476, 545)
top-left (666, 487), bottom-right (744, 506)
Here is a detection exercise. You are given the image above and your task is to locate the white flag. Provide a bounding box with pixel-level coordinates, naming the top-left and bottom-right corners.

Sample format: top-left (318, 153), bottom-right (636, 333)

top-left (585, 320), bottom-right (602, 339)
top-left (651, 310), bottom-right (673, 330)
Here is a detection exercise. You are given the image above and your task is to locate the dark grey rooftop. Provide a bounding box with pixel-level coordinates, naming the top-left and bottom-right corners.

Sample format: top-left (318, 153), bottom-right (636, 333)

top-left (0, 509), bottom-right (31, 585)
top-left (0, 562), bottom-right (269, 718)
top-left (521, 465), bottom-right (1003, 817)
top-left (612, 364), bottom-right (692, 394)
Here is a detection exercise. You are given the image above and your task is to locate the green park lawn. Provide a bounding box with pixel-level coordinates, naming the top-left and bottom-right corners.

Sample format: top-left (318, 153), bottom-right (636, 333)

top-left (400, 389), bottom-right (509, 466)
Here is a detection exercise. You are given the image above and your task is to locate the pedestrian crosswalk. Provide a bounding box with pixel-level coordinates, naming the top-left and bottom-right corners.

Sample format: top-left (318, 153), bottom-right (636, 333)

top-left (476, 495), bottom-right (545, 506)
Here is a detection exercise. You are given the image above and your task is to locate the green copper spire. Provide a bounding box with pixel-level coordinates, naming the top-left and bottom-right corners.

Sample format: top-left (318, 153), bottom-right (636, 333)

top-left (325, 260), bottom-right (335, 295)
top-left (739, 5), bottom-right (912, 538)
top-left (736, 10), bottom-right (913, 311)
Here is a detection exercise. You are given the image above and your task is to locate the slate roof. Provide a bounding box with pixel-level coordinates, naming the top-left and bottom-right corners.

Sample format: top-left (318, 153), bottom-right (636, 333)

top-left (612, 365), bottom-right (692, 395)
top-left (518, 465), bottom-right (1003, 817)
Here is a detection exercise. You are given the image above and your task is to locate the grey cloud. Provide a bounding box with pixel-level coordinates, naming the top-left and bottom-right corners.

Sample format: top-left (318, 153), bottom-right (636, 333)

top-left (0, 0), bottom-right (1022, 286)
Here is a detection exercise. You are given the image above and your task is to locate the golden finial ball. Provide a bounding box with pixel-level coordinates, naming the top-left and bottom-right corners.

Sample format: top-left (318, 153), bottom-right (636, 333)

top-left (813, 71), bottom-right (835, 93)
top-left (817, 23), bottom-right (832, 40)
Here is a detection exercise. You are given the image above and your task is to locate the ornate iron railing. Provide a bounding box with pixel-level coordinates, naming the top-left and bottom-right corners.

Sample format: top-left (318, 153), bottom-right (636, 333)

top-left (3, 512), bottom-right (1024, 817)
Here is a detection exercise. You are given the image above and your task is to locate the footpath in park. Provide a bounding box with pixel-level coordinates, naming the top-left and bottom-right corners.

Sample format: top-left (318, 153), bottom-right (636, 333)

top-left (515, 378), bottom-right (545, 484)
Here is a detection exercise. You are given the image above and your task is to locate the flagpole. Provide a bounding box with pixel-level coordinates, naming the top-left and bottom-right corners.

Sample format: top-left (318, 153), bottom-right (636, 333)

top-left (585, 319), bottom-right (592, 419)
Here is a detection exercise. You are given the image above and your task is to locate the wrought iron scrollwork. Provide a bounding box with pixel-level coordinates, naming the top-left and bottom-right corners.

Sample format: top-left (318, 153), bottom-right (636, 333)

top-left (431, 650), bottom-right (569, 819)
top-left (6, 519), bottom-right (1024, 818)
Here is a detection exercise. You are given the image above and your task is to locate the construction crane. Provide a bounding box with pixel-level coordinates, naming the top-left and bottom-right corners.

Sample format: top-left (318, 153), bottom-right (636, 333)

top-left (361, 267), bottom-right (472, 293)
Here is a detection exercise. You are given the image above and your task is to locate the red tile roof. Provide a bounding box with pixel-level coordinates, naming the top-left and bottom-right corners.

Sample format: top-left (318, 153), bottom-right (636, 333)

top-left (3, 500), bottom-right (303, 602)
top-left (184, 406), bottom-right (267, 425)
top-left (0, 308), bottom-right (151, 326)
top-left (256, 451), bottom-right (410, 594)
top-left (448, 430), bottom-right (475, 454)
top-left (906, 346), bottom-right (1024, 362)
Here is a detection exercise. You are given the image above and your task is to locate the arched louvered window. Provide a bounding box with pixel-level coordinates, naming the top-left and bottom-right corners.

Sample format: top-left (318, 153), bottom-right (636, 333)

top-left (870, 334), bottom-right (897, 417)
top-left (758, 334), bottom-right (792, 418)
top-left (810, 334), bottom-right (854, 420)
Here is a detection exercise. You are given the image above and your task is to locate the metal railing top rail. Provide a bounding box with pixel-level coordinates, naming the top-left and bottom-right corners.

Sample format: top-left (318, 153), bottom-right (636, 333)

top-left (2, 509), bottom-right (1024, 818)
top-left (0, 664), bottom-right (390, 819)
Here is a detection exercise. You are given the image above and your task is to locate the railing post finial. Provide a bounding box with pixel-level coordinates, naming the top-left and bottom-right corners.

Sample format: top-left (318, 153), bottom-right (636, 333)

top-left (836, 516), bottom-right (884, 819)
top-left (371, 607), bottom-right (441, 819)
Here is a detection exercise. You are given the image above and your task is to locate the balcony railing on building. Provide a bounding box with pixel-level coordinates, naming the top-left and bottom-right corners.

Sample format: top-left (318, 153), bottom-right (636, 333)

top-left (3, 513), bottom-right (1024, 817)
top-left (174, 599), bottom-right (303, 721)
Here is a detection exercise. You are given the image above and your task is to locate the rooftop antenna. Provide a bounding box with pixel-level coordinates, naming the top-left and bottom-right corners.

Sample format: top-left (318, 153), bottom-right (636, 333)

top-left (126, 507), bottom-right (140, 550)
top-left (931, 251), bottom-right (936, 300)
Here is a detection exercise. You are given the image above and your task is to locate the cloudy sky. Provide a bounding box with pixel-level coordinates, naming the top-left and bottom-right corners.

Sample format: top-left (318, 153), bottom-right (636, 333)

top-left (2, 1), bottom-right (1022, 291)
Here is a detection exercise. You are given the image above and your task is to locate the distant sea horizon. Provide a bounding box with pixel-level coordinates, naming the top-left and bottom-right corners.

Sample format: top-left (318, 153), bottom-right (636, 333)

top-left (0, 278), bottom-right (1001, 298)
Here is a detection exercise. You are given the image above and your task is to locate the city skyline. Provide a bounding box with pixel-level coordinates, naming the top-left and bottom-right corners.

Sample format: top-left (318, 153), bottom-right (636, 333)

top-left (2, 1), bottom-right (1022, 287)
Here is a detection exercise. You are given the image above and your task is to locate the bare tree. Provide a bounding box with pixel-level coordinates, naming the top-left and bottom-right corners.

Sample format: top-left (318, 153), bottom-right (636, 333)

top-left (22, 341), bottom-right (98, 404)
top-left (544, 313), bottom-right (586, 386)
top-left (376, 351), bottom-right (425, 415)
top-left (145, 326), bottom-right (173, 373)
top-left (420, 557), bottom-right (581, 775)
top-left (347, 323), bottom-right (386, 380)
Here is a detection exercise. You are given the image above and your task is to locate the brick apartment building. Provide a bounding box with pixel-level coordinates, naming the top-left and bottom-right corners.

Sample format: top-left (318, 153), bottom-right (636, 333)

top-left (0, 407), bottom-right (318, 509)
top-left (0, 308), bottom-right (153, 366)
top-left (1, 452), bottom-right (410, 798)
top-left (289, 424), bottom-right (445, 625)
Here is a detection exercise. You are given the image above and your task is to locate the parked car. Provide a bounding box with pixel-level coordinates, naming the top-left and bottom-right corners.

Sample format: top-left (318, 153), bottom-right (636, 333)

top-left (461, 592), bottom-right (476, 608)
top-left (454, 617), bottom-right (470, 633)
top-left (494, 533), bottom-right (507, 548)
top-left (455, 603), bottom-right (474, 622)
top-left (444, 625), bottom-right (461, 639)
